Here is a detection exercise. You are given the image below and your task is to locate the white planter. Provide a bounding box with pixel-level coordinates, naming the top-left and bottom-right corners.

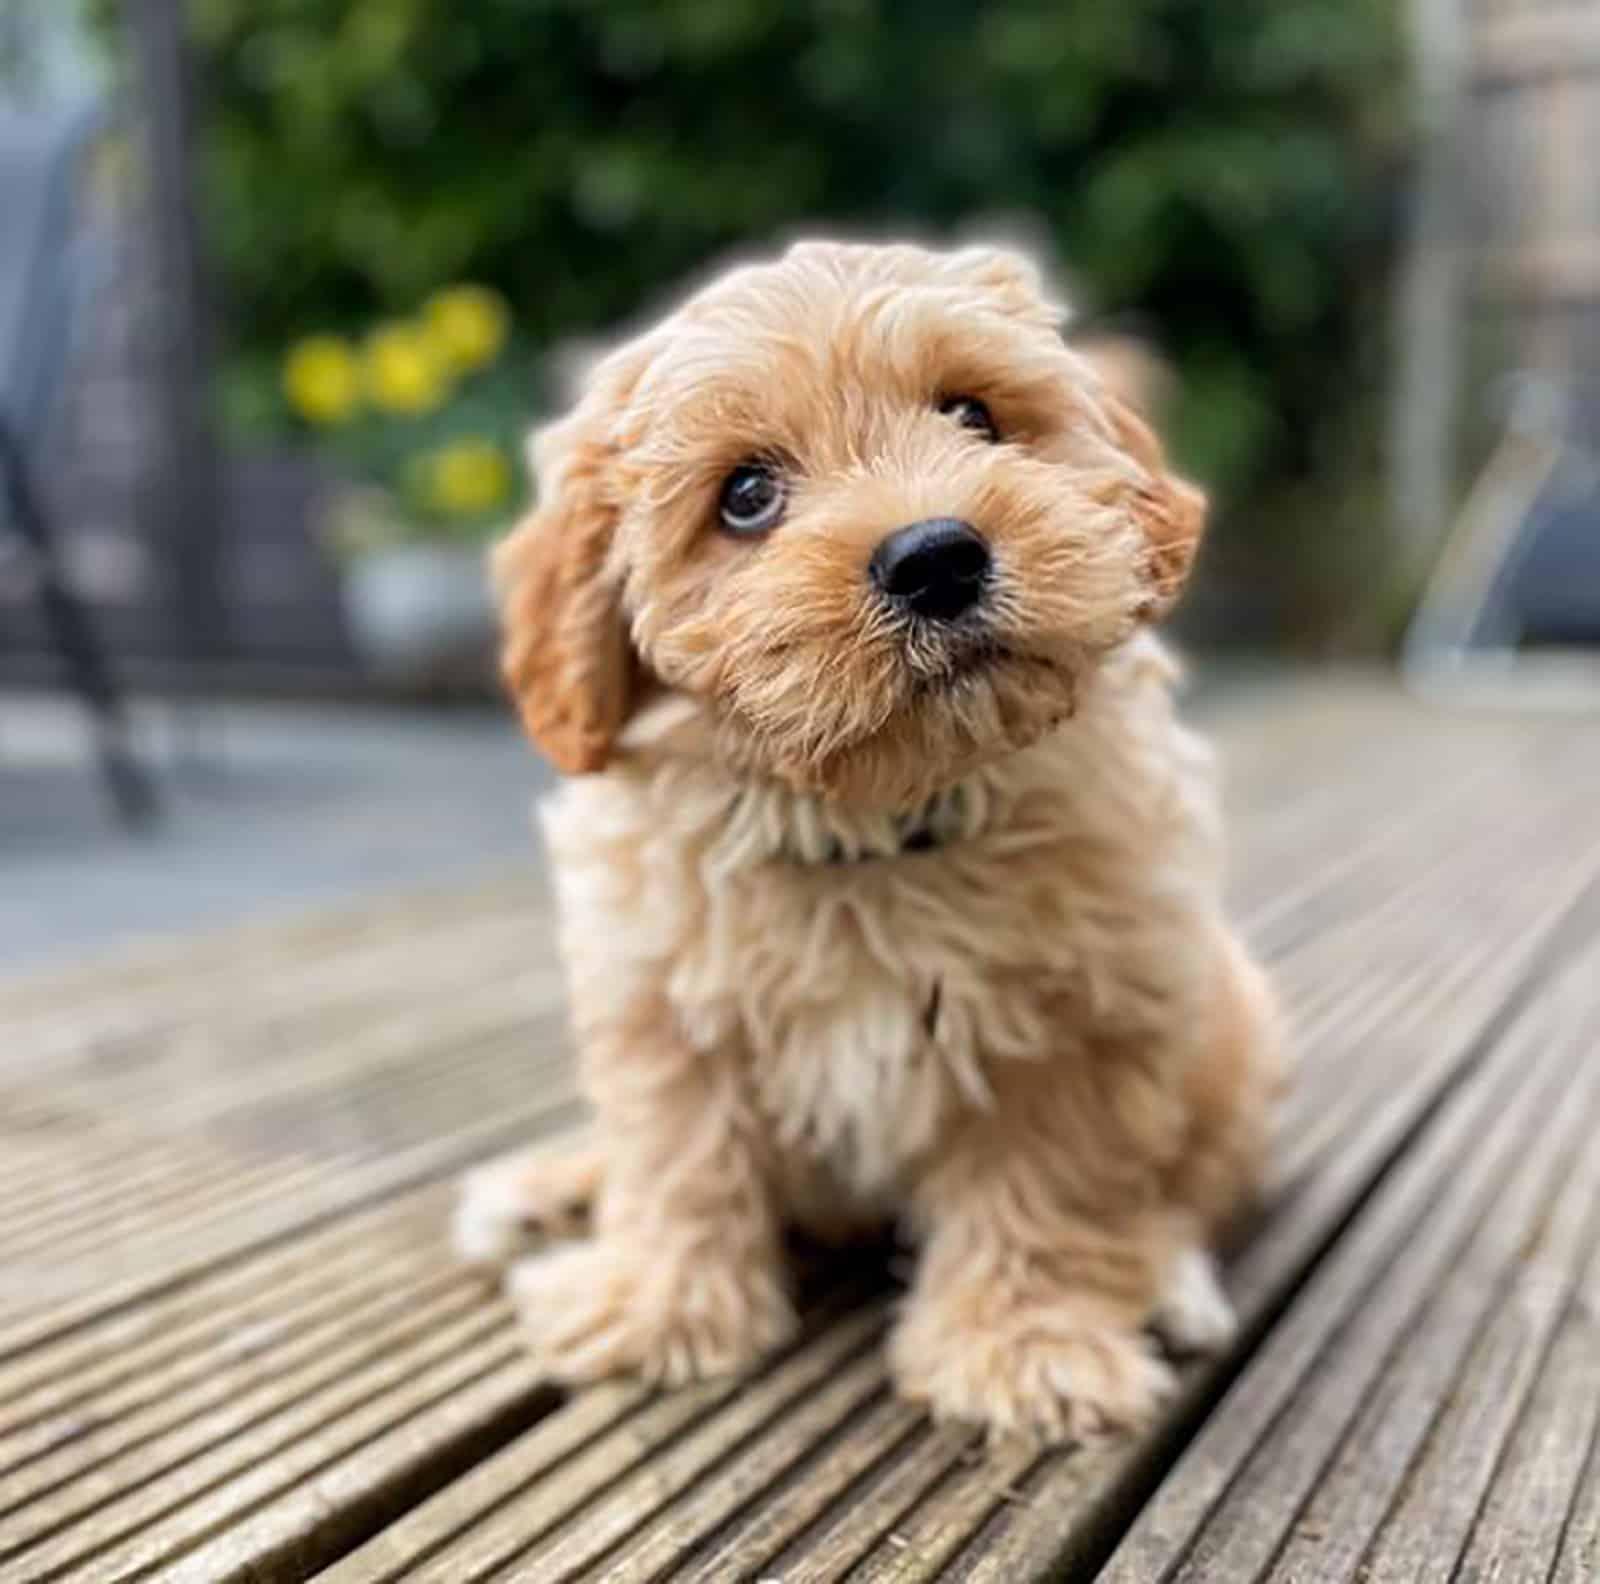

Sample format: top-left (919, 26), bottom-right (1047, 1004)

top-left (341, 543), bottom-right (496, 680)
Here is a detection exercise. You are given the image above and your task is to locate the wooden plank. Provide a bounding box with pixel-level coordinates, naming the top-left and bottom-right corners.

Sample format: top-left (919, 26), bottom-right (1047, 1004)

top-left (420, 1305), bottom-right (890, 1583)
top-left (0, 871), bottom-right (549, 1026)
top-left (1, 912), bottom-right (561, 1108)
top-left (0, 1085), bottom-right (583, 1357)
top-left (1099, 937), bottom-right (1600, 1584)
top-left (0, 871), bottom-right (575, 1345)
top-left (0, 1190), bottom-right (554, 1584)
top-left (660, 1398), bottom-right (930, 1584)
top-left (743, 1426), bottom-right (987, 1582)
top-left (6, 904), bottom-right (558, 1082)
top-left (1449, 1287), bottom-right (1600, 1583)
top-left (1550, 1440), bottom-right (1600, 1584)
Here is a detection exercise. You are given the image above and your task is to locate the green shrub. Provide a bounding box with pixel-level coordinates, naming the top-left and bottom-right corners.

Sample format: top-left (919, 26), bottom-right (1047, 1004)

top-left (103, 0), bottom-right (1402, 637)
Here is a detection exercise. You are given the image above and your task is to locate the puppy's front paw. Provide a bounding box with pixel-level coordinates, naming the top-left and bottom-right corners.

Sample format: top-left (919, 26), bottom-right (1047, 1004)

top-left (889, 1291), bottom-right (1176, 1444)
top-left (1150, 1247), bottom-right (1236, 1357)
top-left (453, 1143), bottom-right (602, 1267)
top-left (507, 1240), bottom-right (796, 1387)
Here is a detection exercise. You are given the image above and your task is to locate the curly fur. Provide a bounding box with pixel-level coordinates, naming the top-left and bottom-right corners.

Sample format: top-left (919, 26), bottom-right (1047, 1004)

top-left (463, 239), bottom-right (1284, 1443)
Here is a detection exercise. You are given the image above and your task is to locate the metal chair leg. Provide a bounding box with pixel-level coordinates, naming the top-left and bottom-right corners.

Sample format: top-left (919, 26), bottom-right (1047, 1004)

top-left (0, 421), bottom-right (159, 827)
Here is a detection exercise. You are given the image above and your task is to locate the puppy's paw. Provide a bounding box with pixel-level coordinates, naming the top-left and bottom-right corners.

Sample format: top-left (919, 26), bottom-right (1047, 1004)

top-left (889, 1295), bottom-right (1175, 1444)
top-left (1150, 1247), bottom-right (1236, 1357)
top-left (453, 1143), bottom-right (602, 1267)
top-left (506, 1239), bottom-right (796, 1387)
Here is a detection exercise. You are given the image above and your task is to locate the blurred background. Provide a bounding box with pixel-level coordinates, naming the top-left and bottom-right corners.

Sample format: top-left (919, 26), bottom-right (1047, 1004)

top-left (0, 0), bottom-right (1591, 965)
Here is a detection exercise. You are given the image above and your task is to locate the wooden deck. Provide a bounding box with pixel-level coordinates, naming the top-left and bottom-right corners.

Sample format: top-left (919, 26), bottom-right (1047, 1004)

top-left (4, 677), bottom-right (1600, 1583)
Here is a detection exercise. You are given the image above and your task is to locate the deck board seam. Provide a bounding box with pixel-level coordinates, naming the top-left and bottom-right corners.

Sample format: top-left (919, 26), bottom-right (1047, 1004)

top-left (0, 1101), bottom-right (586, 1369)
top-left (690, 1414), bottom-right (939, 1584)
top-left (303, 1284), bottom-right (882, 1584)
top-left (468, 1309), bottom-right (893, 1584)
top-left (1437, 1210), bottom-right (1600, 1584)
top-left (0, 1278), bottom-right (498, 1519)
top-left (1262, 981), bottom-right (1600, 1584)
top-left (1544, 1355), bottom-right (1600, 1584)
top-left (640, 1383), bottom-right (902, 1582)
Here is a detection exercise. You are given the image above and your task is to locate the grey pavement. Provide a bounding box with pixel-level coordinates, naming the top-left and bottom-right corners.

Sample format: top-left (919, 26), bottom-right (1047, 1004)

top-left (0, 692), bottom-right (555, 974)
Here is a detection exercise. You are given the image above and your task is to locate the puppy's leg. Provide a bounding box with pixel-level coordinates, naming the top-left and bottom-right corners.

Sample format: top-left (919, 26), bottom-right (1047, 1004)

top-left (1168, 924), bottom-right (1286, 1236)
top-left (889, 1053), bottom-right (1183, 1444)
top-left (507, 1010), bottom-right (793, 1387)
top-left (1147, 929), bottom-right (1282, 1358)
top-left (453, 1134), bottom-right (604, 1267)
top-left (891, 936), bottom-right (1279, 1443)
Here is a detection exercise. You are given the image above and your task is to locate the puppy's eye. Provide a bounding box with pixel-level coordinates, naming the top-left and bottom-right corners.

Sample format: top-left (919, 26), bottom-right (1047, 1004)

top-left (718, 462), bottom-right (786, 537)
top-left (938, 395), bottom-right (999, 443)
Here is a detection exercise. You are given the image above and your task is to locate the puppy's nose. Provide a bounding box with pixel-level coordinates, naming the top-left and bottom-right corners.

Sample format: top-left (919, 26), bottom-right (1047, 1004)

top-left (870, 518), bottom-right (990, 621)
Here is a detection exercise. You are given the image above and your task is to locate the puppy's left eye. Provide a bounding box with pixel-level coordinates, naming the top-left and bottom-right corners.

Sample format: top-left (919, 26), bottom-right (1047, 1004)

top-left (719, 462), bottom-right (787, 536)
top-left (938, 395), bottom-right (999, 443)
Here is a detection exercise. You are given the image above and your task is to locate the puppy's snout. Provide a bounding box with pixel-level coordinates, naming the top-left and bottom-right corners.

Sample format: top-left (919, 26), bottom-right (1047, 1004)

top-left (870, 518), bottom-right (990, 622)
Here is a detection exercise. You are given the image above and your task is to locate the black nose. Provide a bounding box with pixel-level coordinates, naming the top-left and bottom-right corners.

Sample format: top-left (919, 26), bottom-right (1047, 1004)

top-left (869, 518), bottom-right (990, 621)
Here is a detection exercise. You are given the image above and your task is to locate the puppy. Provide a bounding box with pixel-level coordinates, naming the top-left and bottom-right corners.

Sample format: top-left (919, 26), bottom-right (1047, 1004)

top-left (457, 241), bottom-right (1283, 1442)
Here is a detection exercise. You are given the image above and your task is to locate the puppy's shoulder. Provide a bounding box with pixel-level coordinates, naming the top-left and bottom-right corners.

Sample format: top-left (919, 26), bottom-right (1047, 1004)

top-left (1020, 633), bottom-right (1220, 860)
top-left (537, 692), bottom-right (740, 886)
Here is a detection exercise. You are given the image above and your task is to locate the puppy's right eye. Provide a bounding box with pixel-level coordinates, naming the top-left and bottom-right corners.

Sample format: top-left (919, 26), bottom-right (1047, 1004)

top-left (718, 463), bottom-right (786, 537)
top-left (938, 395), bottom-right (999, 443)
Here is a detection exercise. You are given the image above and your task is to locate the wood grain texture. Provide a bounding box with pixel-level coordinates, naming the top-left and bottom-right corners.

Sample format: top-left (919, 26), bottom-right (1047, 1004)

top-left (4, 682), bottom-right (1599, 1582)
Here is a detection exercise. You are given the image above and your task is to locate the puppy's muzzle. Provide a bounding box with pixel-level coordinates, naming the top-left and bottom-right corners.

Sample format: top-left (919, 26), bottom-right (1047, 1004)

top-left (870, 518), bottom-right (990, 622)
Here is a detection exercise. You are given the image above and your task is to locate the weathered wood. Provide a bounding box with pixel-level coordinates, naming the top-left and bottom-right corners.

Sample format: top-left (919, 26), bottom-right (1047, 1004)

top-left (1450, 1288), bottom-right (1600, 1584)
top-left (0, 873), bottom-right (571, 1351)
top-left (1100, 939), bottom-right (1600, 1584)
top-left (0, 872), bottom-right (550, 1025)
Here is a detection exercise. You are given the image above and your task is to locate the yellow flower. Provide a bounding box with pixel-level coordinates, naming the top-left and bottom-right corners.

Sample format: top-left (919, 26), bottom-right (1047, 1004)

top-left (364, 323), bottom-right (450, 415)
top-left (282, 335), bottom-right (362, 425)
top-left (423, 284), bottom-right (510, 374)
top-left (418, 439), bottom-right (514, 516)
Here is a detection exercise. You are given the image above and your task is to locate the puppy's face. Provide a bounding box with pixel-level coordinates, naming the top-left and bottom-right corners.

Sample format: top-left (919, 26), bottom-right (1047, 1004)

top-left (499, 242), bottom-right (1203, 808)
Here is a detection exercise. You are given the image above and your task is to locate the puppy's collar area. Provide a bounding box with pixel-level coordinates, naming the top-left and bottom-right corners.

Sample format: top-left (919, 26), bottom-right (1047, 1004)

top-left (782, 781), bottom-right (987, 866)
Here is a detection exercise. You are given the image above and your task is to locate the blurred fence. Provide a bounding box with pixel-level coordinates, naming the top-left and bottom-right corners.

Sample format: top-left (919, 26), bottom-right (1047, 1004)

top-left (1469, 0), bottom-right (1600, 376)
top-left (1397, 0), bottom-right (1599, 581)
top-left (0, 1), bottom-right (357, 692)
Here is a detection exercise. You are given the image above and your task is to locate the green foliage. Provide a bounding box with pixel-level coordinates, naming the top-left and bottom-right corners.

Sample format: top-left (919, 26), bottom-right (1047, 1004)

top-left (101, 0), bottom-right (1401, 630)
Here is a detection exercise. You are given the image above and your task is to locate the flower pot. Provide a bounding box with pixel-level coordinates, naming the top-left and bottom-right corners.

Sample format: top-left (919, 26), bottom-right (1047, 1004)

top-left (340, 543), bottom-right (495, 683)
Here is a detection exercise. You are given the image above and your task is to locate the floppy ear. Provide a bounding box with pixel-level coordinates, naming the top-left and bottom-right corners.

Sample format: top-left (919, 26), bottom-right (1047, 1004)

top-left (1102, 394), bottom-right (1207, 619)
top-left (492, 403), bottom-right (633, 774)
top-left (1069, 331), bottom-right (1203, 616)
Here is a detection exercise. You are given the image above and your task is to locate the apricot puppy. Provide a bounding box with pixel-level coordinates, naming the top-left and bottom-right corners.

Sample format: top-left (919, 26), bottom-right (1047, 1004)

top-left (458, 240), bottom-right (1283, 1442)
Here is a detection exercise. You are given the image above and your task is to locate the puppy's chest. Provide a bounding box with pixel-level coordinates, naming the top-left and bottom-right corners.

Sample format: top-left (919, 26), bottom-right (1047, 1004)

top-left (670, 865), bottom-right (1074, 1199)
top-left (754, 973), bottom-right (998, 1204)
